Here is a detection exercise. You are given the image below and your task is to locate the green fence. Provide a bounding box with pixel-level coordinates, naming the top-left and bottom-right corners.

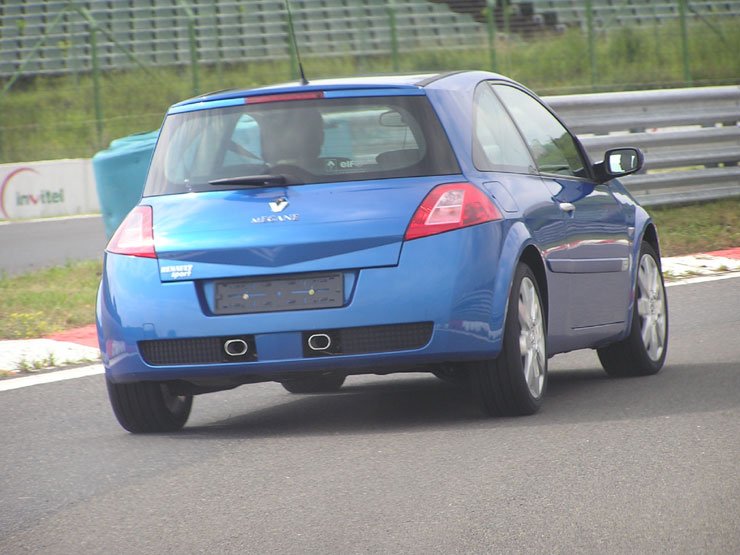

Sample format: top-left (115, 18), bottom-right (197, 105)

top-left (1, 0), bottom-right (739, 164)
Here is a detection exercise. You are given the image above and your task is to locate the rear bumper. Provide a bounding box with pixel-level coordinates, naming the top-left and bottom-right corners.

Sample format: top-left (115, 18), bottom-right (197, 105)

top-left (98, 222), bottom-right (509, 384)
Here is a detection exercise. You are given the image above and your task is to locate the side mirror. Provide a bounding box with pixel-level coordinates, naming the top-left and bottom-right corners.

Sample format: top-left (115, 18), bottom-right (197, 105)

top-left (595, 147), bottom-right (644, 183)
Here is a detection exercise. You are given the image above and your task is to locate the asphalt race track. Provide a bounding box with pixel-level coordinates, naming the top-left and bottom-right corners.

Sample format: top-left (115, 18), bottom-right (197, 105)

top-left (0, 277), bottom-right (738, 554)
top-left (0, 216), bottom-right (106, 275)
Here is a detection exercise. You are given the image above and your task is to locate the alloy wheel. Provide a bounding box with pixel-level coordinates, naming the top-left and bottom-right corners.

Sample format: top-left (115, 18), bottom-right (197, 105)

top-left (636, 254), bottom-right (667, 362)
top-left (518, 277), bottom-right (546, 398)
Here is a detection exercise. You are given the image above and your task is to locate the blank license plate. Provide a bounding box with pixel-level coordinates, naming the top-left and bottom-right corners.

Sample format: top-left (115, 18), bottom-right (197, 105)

top-left (214, 273), bottom-right (344, 315)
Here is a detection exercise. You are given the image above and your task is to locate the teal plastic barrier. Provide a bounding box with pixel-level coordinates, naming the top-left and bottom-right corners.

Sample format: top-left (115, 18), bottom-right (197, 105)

top-left (93, 130), bottom-right (158, 238)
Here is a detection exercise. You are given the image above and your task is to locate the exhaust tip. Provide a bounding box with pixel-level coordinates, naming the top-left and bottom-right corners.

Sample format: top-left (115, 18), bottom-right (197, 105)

top-left (224, 338), bottom-right (249, 357)
top-left (307, 333), bottom-right (332, 351)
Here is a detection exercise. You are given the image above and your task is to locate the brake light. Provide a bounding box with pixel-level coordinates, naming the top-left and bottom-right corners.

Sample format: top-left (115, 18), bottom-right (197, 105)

top-left (405, 183), bottom-right (502, 241)
top-left (106, 205), bottom-right (157, 258)
top-left (246, 91), bottom-right (324, 104)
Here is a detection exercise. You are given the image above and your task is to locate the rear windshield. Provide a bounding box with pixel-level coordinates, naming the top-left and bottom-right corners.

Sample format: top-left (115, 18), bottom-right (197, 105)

top-left (144, 95), bottom-right (460, 196)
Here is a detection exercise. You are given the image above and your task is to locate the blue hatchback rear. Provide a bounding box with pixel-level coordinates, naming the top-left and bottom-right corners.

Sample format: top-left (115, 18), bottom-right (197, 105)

top-left (98, 71), bottom-right (668, 433)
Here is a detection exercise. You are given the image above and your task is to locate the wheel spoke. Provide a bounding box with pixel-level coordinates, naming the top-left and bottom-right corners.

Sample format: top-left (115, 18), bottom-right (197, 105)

top-left (649, 264), bottom-right (660, 296)
top-left (657, 291), bottom-right (666, 317)
top-left (656, 315), bottom-right (666, 346)
top-left (519, 298), bottom-right (530, 331)
top-left (641, 315), bottom-right (652, 346)
top-left (638, 263), bottom-right (650, 294)
top-left (536, 338), bottom-right (542, 360)
top-left (534, 348), bottom-right (544, 378)
top-left (530, 294), bottom-right (540, 325)
top-left (520, 283), bottom-right (532, 318)
top-left (645, 322), bottom-right (654, 356)
top-left (637, 297), bottom-right (650, 317)
top-left (649, 322), bottom-right (660, 358)
top-left (529, 367), bottom-right (536, 390)
top-left (643, 258), bottom-right (654, 290)
top-left (520, 334), bottom-right (529, 355)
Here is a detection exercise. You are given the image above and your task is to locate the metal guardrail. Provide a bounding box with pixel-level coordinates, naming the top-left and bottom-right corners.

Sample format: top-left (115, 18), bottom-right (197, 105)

top-left (545, 85), bottom-right (740, 206)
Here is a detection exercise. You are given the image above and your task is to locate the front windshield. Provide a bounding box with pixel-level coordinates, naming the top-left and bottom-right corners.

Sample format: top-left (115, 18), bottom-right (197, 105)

top-left (144, 95), bottom-right (459, 196)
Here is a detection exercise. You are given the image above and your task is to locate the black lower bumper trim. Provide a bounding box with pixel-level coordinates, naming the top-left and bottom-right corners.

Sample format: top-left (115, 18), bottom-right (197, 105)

top-left (302, 322), bottom-right (433, 357)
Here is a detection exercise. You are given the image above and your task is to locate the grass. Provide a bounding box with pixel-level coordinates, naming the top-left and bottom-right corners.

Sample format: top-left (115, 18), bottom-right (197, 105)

top-left (0, 199), bottom-right (736, 339)
top-left (650, 197), bottom-right (740, 257)
top-left (1, 18), bottom-right (739, 163)
top-left (0, 260), bottom-right (101, 339)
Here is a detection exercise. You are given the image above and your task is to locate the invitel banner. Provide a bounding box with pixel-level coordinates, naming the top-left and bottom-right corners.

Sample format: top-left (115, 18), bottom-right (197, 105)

top-left (0, 159), bottom-right (99, 221)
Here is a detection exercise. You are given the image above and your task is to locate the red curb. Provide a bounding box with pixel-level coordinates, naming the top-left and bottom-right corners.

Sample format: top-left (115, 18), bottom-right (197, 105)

top-left (704, 247), bottom-right (740, 260)
top-left (44, 324), bottom-right (99, 349)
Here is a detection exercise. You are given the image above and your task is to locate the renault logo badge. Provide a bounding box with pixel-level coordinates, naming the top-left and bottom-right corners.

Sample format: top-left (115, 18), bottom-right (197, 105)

top-left (269, 197), bottom-right (289, 213)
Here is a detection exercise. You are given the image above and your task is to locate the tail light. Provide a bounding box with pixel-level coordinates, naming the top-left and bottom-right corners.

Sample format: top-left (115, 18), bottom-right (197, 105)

top-left (106, 205), bottom-right (157, 258)
top-left (405, 183), bottom-right (502, 241)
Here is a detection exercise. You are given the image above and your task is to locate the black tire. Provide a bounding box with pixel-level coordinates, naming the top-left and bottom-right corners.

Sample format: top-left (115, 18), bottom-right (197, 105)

top-left (281, 373), bottom-right (346, 394)
top-left (432, 367), bottom-right (469, 386)
top-left (471, 262), bottom-right (547, 416)
top-left (598, 242), bottom-right (668, 377)
top-left (106, 378), bottom-right (192, 433)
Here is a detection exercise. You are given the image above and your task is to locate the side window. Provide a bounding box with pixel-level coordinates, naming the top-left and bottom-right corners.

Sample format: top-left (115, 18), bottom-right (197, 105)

top-left (473, 83), bottom-right (533, 173)
top-left (494, 85), bottom-right (587, 178)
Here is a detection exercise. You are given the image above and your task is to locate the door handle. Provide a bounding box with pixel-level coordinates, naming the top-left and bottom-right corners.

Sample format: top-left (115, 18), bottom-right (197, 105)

top-left (559, 202), bottom-right (575, 213)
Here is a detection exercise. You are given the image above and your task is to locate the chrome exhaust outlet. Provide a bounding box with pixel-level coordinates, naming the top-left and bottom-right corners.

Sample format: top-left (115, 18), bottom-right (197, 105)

top-left (307, 333), bottom-right (332, 351)
top-left (224, 338), bottom-right (249, 357)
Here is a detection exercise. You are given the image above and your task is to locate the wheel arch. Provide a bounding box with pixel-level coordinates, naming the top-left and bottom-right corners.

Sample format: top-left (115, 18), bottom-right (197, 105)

top-left (640, 222), bottom-right (661, 264)
top-left (490, 221), bottom-right (549, 347)
top-left (519, 244), bottom-right (549, 327)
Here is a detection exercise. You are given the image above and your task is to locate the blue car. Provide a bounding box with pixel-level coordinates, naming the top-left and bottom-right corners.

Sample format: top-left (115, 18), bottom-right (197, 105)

top-left (97, 71), bottom-right (668, 433)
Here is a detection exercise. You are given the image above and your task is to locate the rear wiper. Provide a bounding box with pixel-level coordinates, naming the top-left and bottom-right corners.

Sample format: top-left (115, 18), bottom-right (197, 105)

top-left (209, 174), bottom-right (287, 187)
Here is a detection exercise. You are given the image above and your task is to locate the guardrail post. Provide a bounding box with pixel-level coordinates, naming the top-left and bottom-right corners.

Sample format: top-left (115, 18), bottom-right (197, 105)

top-left (0, 98), bottom-right (4, 161)
top-left (678, 0), bottom-right (692, 86)
top-left (485, 0), bottom-right (497, 72)
top-left (358, 10), bottom-right (370, 73)
top-left (387, 2), bottom-right (399, 72)
top-left (585, 0), bottom-right (597, 91)
top-left (285, 5), bottom-right (299, 80)
top-left (186, 16), bottom-right (200, 95)
top-left (90, 26), bottom-right (104, 149)
top-left (503, 0), bottom-right (510, 36)
top-left (502, 0), bottom-right (510, 73)
top-left (177, 1), bottom-right (200, 95)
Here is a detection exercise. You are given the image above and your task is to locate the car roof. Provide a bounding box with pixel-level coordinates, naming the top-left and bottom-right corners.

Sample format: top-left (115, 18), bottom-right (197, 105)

top-left (171, 71), bottom-right (516, 110)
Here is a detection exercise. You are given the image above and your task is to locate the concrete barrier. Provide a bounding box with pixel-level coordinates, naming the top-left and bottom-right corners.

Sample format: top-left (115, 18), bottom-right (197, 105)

top-left (0, 159), bottom-right (99, 221)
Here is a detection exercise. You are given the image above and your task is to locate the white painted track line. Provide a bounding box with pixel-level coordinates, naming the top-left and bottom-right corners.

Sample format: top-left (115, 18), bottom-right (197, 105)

top-left (0, 214), bottom-right (101, 226)
top-left (0, 364), bottom-right (104, 392)
top-left (665, 271), bottom-right (740, 287)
